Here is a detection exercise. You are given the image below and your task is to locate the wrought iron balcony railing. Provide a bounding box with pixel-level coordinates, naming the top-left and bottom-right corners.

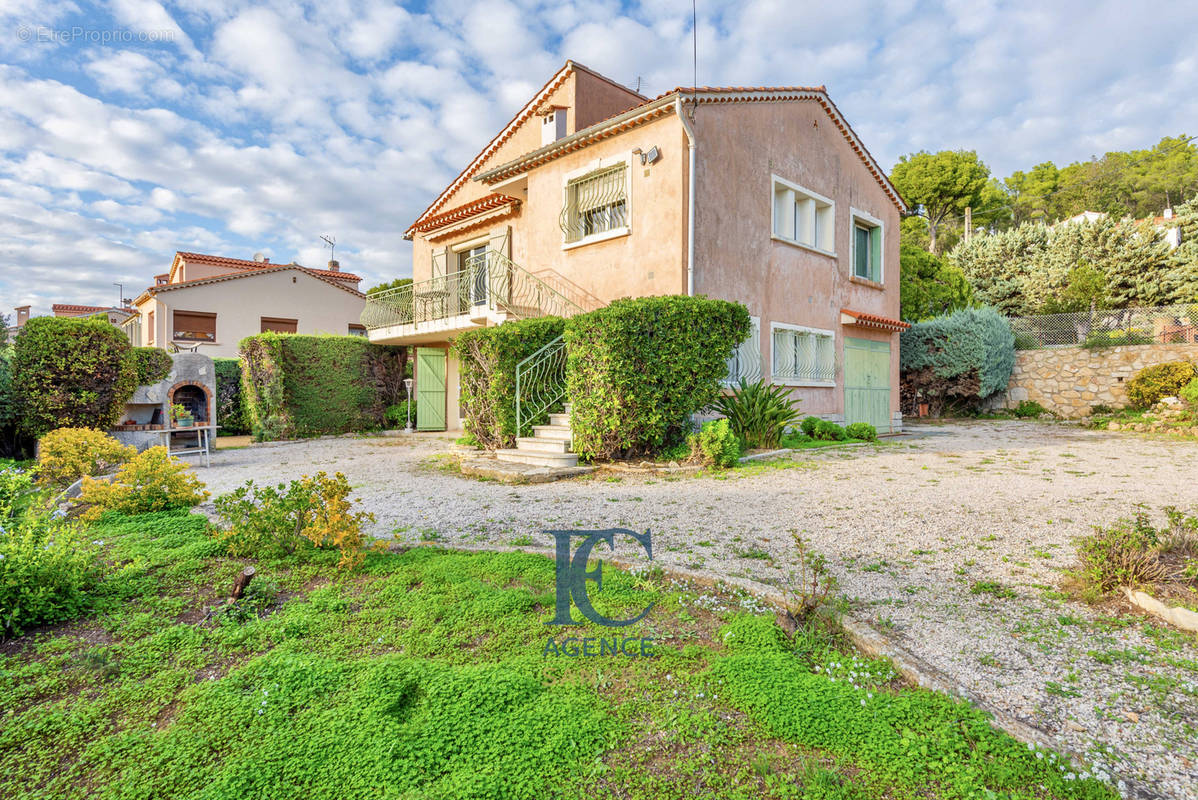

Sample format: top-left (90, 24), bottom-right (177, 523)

top-left (361, 251), bottom-right (585, 331)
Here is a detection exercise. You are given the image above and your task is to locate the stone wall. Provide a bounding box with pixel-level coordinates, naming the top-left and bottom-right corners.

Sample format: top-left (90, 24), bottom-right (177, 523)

top-left (987, 343), bottom-right (1198, 418)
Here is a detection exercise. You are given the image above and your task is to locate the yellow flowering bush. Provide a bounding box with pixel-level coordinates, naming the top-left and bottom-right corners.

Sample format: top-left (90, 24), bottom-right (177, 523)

top-left (213, 471), bottom-right (380, 568)
top-left (37, 428), bottom-right (135, 488)
top-left (77, 447), bottom-right (209, 522)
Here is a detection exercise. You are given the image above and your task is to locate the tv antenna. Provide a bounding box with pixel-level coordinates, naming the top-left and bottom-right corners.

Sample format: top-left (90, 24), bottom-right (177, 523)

top-left (320, 234), bottom-right (336, 261)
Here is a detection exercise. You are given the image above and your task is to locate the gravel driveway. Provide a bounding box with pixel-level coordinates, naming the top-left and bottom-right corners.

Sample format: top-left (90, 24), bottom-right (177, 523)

top-left (199, 421), bottom-right (1198, 799)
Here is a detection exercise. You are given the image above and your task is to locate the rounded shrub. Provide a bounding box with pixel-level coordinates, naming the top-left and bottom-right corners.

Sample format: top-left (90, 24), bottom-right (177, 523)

top-left (799, 416), bottom-right (823, 437)
top-left (843, 422), bottom-right (877, 441)
top-left (900, 307), bottom-right (1015, 414)
top-left (12, 316), bottom-right (137, 437)
top-left (1126, 361), bottom-right (1198, 408)
top-left (812, 420), bottom-right (846, 441)
top-left (690, 419), bottom-right (741, 468)
top-left (0, 510), bottom-right (101, 636)
top-left (37, 428), bottom-right (135, 488)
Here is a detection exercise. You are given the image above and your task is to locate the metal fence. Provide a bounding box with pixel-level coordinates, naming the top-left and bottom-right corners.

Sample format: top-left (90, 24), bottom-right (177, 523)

top-left (1008, 303), bottom-right (1198, 350)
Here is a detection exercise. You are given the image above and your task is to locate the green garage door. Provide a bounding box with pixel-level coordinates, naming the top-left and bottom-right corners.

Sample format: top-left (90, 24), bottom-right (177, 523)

top-left (415, 347), bottom-right (447, 431)
top-left (844, 337), bottom-right (891, 433)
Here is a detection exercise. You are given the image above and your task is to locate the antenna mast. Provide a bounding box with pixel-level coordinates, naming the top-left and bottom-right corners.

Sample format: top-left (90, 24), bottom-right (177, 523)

top-left (320, 234), bottom-right (336, 262)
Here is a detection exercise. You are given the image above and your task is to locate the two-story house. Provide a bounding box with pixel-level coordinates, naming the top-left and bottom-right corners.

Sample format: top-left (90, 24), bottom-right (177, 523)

top-left (363, 61), bottom-right (908, 436)
top-left (126, 251), bottom-right (367, 358)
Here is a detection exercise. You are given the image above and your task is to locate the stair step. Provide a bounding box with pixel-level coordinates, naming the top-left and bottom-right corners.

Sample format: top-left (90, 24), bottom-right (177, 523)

top-left (496, 449), bottom-right (580, 468)
top-left (548, 413), bottom-right (570, 427)
top-left (563, 403), bottom-right (572, 414)
top-left (516, 437), bottom-right (569, 453)
top-left (532, 424), bottom-right (572, 441)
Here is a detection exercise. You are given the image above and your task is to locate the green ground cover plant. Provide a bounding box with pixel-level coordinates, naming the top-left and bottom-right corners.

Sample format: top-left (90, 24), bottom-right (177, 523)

top-left (0, 510), bottom-right (1114, 800)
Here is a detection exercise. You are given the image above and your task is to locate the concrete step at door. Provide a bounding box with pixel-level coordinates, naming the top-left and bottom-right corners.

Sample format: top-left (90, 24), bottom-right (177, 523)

top-left (515, 436), bottom-right (570, 453)
top-left (532, 424), bottom-right (572, 441)
top-left (548, 413), bottom-right (570, 427)
top-left (495, 449), bottom-right (580, 468)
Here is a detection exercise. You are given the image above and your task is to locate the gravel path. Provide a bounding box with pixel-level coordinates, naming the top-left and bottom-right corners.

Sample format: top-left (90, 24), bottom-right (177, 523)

top-left (200, 422), bottom-right (1198, 799)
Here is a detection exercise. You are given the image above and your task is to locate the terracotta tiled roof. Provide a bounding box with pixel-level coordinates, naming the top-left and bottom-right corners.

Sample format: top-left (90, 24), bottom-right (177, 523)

top-left (840, 309), bottom-right (910, 331)
top-left (474, 86), bottom-right (906, 213)
top-left (142, 264), bottom-right (365, 301)
top-left (52, 304), bottom-right (109, 314)
top-left (404, 60), bottom-right (646, 238)
top-left (409, 193), bottom-right (521, 234)
top-left (175, 251), bottom-right (361, 281)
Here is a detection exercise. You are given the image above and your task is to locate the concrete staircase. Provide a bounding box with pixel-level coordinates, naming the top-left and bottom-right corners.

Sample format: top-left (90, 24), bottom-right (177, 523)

top-left (495, 404), bottom-right (578, 468)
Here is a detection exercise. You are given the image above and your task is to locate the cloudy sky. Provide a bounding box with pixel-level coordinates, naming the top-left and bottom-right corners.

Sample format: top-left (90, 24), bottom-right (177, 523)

top-left (2, 0), bottom-right (1195, 315)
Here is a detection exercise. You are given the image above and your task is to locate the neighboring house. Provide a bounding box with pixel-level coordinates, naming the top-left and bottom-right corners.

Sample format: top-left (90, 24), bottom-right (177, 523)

top-left (126, 251), bottom-right (367, 357)
top-left (363, 60), bottom-right (908, 437)
top-left (1055, 208), bottom-right (1183, 249)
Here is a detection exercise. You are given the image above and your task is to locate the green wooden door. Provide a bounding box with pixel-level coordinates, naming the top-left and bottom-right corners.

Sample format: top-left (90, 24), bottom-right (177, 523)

top-left (843, 337), bottom-right (891, 433)
top-left (415, 347), bottom-right (447, 431)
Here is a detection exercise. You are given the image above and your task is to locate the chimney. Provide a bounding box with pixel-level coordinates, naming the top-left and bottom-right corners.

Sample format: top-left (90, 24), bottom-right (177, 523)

top-left (327, 259), bottom-right (340, 272)
top-left (14, 305), bottom-right (30, 327)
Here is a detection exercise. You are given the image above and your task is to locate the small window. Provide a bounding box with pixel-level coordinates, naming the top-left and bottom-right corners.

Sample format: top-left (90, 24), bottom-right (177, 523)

top-left (851, 211), bottom-right (883, 283)
top-left (260, 317), bottom-right (298, 334)
top-left (771, 324), bottom-right (835, 386)
top-left (560, 164), bottom-right (628, 244)
top-left (723, 317), bottom-right (762, 385)
top-left (173, 311), bottom-right (216, 341)
top-left (772, 176), bottom-right (835, 253)
top-left (348, 323), bottom-right (367, 337)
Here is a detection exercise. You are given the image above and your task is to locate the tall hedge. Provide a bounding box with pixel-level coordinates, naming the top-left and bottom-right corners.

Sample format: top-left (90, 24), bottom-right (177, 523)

top-left (899, 307), bottom-right (1015, 415)
top-left (12, 316), bottom-right (137, 437)
top-left (451, 317), bottom-right (567, 449)
top-left (214, 358), bottom-right (251, 436)
top-left (565, 295), bottom-right (750, 461)
top-left (239, 334), bottom-right (407, 440)
top-left (131, 347), bottom-right (173, 385)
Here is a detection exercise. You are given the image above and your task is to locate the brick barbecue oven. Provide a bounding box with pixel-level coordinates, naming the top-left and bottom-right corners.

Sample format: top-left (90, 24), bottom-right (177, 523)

top-left (111, 352), bottom-right (217, 451)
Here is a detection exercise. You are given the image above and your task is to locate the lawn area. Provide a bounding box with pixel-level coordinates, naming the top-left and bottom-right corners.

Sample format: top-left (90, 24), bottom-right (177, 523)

top-left (0, 511), bottom-right (1114, 800)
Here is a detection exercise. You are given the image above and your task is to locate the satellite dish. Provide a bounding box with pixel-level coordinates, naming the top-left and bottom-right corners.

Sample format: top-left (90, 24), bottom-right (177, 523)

top-left (253, 252), bottom-right (266, 262)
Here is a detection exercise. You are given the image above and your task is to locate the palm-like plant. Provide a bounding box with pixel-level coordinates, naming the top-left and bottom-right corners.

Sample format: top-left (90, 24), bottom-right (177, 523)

top-left (713, 379), bottom-right (802, 449)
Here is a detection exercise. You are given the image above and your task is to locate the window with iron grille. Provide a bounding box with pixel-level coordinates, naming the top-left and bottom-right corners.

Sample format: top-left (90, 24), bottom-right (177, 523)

top-left (560, 164), bottom-right (628, 244)
top-left (723, 317), bottom-right (762, 385)
top-left (771, 323), bottom-right (835, 386)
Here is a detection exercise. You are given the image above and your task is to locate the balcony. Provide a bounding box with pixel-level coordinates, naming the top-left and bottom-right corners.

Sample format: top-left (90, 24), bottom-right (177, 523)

top-left (361, 252), bottom-right (591, 344)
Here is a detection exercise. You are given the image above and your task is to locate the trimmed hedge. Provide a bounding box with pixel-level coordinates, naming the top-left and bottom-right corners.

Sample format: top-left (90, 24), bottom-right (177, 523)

top-left (899, 307), bottom-right (1015, 416)
top-left (239, 334), bottom-right (407, 440)
top-left (131, 347), bottom-right (173, 385)
top-left (12, 316), bottom-right (137, 437)
top-left (0, 352), bottom-right (12, 431)
top-left (565, 296), bottom-right (750, 461)
top-left (214, 358), bottom-right (251, 436)
top-left (450, 317), bottom-right (566, 449)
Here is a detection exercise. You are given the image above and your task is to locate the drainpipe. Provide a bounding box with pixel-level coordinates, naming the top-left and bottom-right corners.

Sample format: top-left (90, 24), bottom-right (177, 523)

top-left (675, 97), bottom-right (697, 296)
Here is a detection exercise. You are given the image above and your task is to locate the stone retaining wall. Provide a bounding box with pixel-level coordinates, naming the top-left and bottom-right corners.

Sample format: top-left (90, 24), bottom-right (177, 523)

top-left (988, 343), bottom-right (1198, 418)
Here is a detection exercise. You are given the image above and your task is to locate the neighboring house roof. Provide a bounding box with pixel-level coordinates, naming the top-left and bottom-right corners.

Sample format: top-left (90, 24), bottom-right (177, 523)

top-left (404, 60), bottom-right (647, 238)
top-left (840, 309), bottom-right (911, 332)
top-left (473, 85), bottom-right (906, 213)
top-left (51, 303), bottom-right (131, 315)
top-left (172, 251), bottom-right (361, 282)
top-left (133, 265), bottom-right (366, 306)
top-left (409, 193), bottom-right (522, 235)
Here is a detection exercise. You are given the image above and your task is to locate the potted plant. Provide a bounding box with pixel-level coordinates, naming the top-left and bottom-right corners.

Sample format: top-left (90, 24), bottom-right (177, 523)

top-left (171, 403), bottom-right (193, 428)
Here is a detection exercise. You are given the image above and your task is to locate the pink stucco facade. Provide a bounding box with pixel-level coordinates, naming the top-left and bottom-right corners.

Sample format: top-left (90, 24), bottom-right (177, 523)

top-left (376, 63), bottom-right (906, 432)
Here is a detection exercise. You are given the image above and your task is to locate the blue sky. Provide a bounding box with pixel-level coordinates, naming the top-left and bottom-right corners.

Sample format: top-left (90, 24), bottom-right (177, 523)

top-left (2, 0), bottom-right (1196, 315)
